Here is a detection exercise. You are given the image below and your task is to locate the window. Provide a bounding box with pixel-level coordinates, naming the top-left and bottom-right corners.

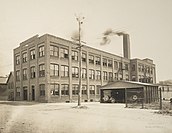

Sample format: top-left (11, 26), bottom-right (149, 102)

top-left (30, 66), bottom-right (36, 78)
top-left (125, 64), bottom-right (129, 71)
top-left (108, 60), bottom-right (112, 67)
top-left (72, 84), bottom-right (79, 95)
top-left (39, 84), bottom-right (45, 96)
top-left (89, 69), bottom-right (95, 80)
top-left (22, 53), bottom-right (27, 63)
top-left (162, 87), bottom-right (164, 92)
top-left (96, 85), bottom-right (101, 95)
top-left (60, 48), bottom-right (68, 59)
top-left (145, 67), bottom-right (148, 73)
top-left (61, 65), bottom-right (69, 77)
top-left (50, 64), bottom-right (59, 76)
top-left (132, 64), bottom-right (136, 71)
top-left (96, 70), bottom-right (101, 80)
top-left (30, 49), bottom-right (36, 60)
top-left (39, 64), bottom-right (45, 77)
top-left (61, 84), bottom-right (69, 95)
top-left (126, 74), bottom-right (129, 81)
top-left (138, 64), bottom-right (141, 72)
top-left (82, 85), bottom-right (87, 95)
top-left (114, 73), bottom-right (118, 80)
top-left (103, 58), bottom-right (107, 66)
top-left (109, 72), bottom-right (113, 81)
top-left (147, 67), bottom-right (150, 74)
top-left (95, 56), bottom-right (101, 65)
top-left (89, 85), bottom-right (95, 95)
top-left (89, 55), bottom-right (94, 64)
top-left (82, 53), bottom-right (86, 62)
top-left (119, 62), bottom-right (122, 71)
top-left (103, 71), bottom-right (108, 80)
top-left (141, 65), bottom-right (144, 72)
top-left (39, 46), bottom-right (45, 57)
top-left (23, 86), bottom-right (27, 90)
top-left (150, 77), bottom-right (153, 83)
top-left (150, 68), bottom-right (153, 74)
top-left (114, 61), bottom-right (118, 69)
top-left (16, 87), bottom-right (20, 97)
top-left (16, 70), bottom-right (20, 81)
top-left (72, 67), bottom-right (79, 78)
top-left (119, 74), bottom-right (123, 80)
top-left (132, 75), bottom-right (136, 81)
top-left (72, 51), bottom-right (78, 61)
top-left (139, 75), bottom-right (142, 82)
top-left (82, 68), bottom-right (87, 79)
top-left (50, 45), bottom-right (58, 57)
top-left (23, 68), bottom-right (27, 80)
top-left (16, 55), bottom-right (20, 65)
top-left (50, 83), bottom-right (59, 95)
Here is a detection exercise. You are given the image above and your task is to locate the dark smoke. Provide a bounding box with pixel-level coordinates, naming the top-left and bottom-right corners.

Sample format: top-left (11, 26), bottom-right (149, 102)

top-left (100, 28), bottom-right (125, 45)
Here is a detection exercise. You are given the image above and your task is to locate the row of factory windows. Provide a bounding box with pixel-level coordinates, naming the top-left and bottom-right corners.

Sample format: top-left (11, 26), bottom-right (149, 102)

top-left (138, 77), bottom-right (153, 83)
top-left (16, 64), bottom-right (129, 81)
top-left (16, 84), bottom-right (101, 97)
top-left (15, 45), bottom-right (129, 70)
top-left (131, 64), bottom-right (153, 74)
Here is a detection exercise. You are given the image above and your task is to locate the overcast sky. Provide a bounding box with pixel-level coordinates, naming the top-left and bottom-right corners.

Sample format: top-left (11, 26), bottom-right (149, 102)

top-left (0, 0), bottom-right (172, 82)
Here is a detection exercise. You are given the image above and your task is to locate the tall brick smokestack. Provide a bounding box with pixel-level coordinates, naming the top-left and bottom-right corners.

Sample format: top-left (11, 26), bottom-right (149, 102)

top-left (122, 34), bottom-right (130, 59)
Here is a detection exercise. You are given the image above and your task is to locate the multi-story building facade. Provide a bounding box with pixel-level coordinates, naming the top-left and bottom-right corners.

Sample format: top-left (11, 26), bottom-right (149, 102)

top-left (130, 58), bottom-right (156, 83)
top-left (13, 34), bottom-right (156, 102)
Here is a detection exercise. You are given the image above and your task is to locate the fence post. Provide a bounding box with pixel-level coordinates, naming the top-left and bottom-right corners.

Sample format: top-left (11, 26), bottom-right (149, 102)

top-left (125, 88), bottom-right (128, 108)
top-left (141, 88), bottom-right (144, 109)
top-left (159, 87), bottom-right (162, 110)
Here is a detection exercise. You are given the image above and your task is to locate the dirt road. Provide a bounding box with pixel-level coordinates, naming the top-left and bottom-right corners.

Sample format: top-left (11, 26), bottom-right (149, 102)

top-left (0, 101), bottom-right (172, 133)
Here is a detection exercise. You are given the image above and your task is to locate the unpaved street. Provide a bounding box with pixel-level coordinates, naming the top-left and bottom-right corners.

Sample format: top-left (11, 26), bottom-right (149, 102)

top-left (0, 101), bottom-right (172, 133)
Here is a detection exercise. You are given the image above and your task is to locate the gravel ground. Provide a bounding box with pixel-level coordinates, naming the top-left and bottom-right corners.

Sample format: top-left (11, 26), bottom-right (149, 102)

top-left (0, 101), bottom-right (172, 133)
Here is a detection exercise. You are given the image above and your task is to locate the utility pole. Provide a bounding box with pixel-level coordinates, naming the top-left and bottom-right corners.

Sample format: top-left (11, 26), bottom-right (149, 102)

top-left (76, 16), bottom-right (84, 106)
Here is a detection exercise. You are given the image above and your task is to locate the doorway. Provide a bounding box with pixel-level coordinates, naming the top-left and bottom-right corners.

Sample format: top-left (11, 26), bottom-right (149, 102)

top-left (32, 86), bottom-right (35, 101)
top-left (111, 89), bottom-right (125, 103)
top-left (23, 89), bottom-right (28, 100)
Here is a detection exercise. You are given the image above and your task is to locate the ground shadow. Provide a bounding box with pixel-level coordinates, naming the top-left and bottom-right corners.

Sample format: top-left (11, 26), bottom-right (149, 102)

top-left (0, 101), bottom-right (40, 106)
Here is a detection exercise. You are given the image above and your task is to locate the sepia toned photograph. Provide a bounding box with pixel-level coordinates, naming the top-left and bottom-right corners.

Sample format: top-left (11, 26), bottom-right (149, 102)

top-left (0, 0), bottom-right (172, 133)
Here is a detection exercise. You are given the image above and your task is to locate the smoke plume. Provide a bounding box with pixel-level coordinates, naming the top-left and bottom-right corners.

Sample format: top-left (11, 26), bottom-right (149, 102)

top-left (100, 28), bottom-right (125, 45)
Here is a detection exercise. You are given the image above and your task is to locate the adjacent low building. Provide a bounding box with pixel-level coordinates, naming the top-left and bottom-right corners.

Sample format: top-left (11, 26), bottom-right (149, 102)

top-left (6, 72), bottom-right (14, 101)
top-left (100, 80), bottom-right (159, 104)
top-left (13, 34), bottom-right (156, 102)
top-left (0, 76), bottom-right (8, 100)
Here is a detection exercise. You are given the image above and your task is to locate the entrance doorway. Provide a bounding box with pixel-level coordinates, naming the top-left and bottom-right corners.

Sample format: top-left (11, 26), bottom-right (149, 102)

top-left (111, 89), bottom-right (125, 103)
top-left (23, 89), bottom-right (28, 100)
top-left (32, 86), bottom-right (35, 101)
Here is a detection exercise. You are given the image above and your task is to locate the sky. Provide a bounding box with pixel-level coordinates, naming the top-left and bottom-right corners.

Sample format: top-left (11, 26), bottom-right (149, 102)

top-left (0, 0), bottom-right (172, 82)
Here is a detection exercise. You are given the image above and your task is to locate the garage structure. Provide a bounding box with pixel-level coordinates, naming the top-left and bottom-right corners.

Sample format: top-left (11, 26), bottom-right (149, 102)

top-left (100, 81), bottom-right (159, 105)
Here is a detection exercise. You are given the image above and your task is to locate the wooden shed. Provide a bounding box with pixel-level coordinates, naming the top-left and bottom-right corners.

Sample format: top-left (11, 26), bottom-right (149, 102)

top-left (100, 81), bottom-right (159, 104)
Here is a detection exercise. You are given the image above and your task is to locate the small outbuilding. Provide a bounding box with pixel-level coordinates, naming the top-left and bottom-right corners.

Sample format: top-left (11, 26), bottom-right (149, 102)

top-left (6, 72), bottom-right (14, 101)
top-left (100, 80), bottom-right (159, 104)
top-left (0, 76), bottom-right (8, 100)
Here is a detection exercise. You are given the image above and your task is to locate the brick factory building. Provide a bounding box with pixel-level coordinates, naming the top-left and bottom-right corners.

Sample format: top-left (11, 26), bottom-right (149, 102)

top-left (13, 34), bottom-right (156, 102)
